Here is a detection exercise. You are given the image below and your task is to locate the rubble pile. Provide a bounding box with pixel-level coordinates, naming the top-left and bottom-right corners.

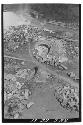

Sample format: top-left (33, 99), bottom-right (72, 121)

top-left (54, 84), bottom-right (79, 112)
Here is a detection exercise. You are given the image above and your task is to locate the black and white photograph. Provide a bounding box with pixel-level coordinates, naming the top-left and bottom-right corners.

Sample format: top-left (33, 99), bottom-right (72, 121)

top-left (1, 3), bottom-right (81, 123)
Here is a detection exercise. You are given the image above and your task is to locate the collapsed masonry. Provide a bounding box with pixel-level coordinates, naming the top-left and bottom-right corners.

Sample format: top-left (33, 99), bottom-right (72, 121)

top-left (33, 38), bottom-right (68, 69)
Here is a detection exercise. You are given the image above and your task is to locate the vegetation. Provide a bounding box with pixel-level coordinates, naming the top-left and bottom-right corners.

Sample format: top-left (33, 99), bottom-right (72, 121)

top-left (30, 4), bottom-right (79, 23)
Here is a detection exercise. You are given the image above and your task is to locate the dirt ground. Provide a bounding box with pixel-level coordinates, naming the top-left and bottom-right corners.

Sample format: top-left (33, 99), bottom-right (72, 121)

top-left (3, 4), bottom-right (79, 120)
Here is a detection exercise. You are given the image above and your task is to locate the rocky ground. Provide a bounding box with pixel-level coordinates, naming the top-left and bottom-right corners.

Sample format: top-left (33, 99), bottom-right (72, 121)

top-left (3, 4), bottom-right (79, 120)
